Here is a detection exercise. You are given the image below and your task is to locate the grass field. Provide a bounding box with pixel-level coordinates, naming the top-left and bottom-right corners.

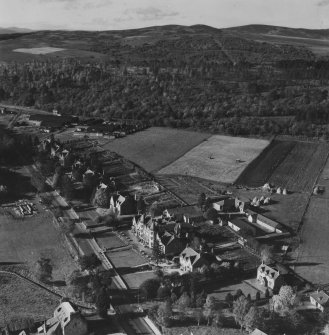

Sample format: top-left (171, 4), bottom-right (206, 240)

top-left (106, 249), bottom-right (147, 269)
top-left (0, 210), bottom-right (77, 282)
top-left (95, 232), bottom-right (127, 250)
top-left (158, 135), bottom-right (269, 183)
top-left (295, 197), bottom-right (329, 285)
top-left (101, 127), bottom-right (211, 173)
top-left (0, 273), bottom-right (59, 327)
top-left (122, 271), bottom-right (156, 289)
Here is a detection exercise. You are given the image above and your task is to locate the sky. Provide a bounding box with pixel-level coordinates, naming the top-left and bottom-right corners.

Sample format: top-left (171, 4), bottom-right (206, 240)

top-left (0, 0), bottom-right (329, 31)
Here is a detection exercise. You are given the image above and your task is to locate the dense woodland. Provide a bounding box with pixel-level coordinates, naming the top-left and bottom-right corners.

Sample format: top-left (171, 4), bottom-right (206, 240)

top-left (2, 27), bottom-right (329, 137)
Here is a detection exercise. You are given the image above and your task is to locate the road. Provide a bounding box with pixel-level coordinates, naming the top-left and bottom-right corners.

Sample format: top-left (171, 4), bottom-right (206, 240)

top-left (48, 189), bottom-right (158, 335)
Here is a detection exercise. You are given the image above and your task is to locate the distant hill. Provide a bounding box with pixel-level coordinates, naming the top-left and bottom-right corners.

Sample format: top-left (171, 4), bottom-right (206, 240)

top-left (0, 27), bottom-right (34, 34)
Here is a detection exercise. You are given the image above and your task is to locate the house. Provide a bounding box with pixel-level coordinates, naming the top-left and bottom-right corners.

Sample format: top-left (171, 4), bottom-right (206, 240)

top-left (235, 197), bottom-right (250, 213)
top-left (246, 210), bottom-right (283, 234)
top-left (179, 247), bottom-right (215, 273)
top-left (310, 290), bottom-right (329, 312)
top-left (132, 214), bottom-right (156, 248)
top-left (37, 302), bottom-right (88, 335)
top-left (212, 198), bottom-right (236, 212)
top-left (257, 263), bottom-right (285, 291)
top-left (156, 230), bottom-right (186, 257)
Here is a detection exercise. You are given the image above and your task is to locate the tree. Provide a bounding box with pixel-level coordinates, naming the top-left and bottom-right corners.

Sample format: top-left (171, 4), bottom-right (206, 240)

top-left (244, 306), bottom-right (259, 332)
top-left (203, 295), bottom-right (216, 325)
top-left (153, 236), bottom-right (162, 265)
top-left (260, 245), bottom-right (273, 264)
top-left (233, 295), bottom-right (250, 330)
top-left (224, 292), bottom-right (233, 307)
top-left (270, 285), bottom-right (296, 315)
top-left (36, 258), bottom-right (53, 283)
top-left (79, 254), bottom-right (101, 271)
top-left (137, 196), bottom-right (147, 213)
top-left (193, 308), bottom-right (203, 326)
top-left (140, 278), bottom-right (160, 300)
top-left (198, 192), bottom-right (206, 209)
top-left (213, 310), bottom-right (224, 328)
top-left (255, 291), bottom-right (261, 301)
top-left (96, 287), bottom-right (111, 318)
top-left (204, 207), bottom-right (218, 222)
top-left (195, 291), bottom-right (207, 308)
top-left (61, 175), bottom-right (74, 200)
top-left (177, 292), bottom-right (191, 311)
top-left (157, 284), bottom-right (171, 300)
top-left (93, 188), bottom-right (110, 208)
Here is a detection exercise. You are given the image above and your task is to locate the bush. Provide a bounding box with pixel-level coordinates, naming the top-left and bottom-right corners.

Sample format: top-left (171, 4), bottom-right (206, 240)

top-left (79, 254), bottom-right (101, 271)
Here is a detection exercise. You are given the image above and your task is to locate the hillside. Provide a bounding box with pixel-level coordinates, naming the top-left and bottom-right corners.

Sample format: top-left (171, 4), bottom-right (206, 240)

top-left (1, 24), bottom-right (329, 138)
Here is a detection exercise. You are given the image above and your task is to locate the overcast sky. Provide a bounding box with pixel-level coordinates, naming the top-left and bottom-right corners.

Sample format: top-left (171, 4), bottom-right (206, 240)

top-left (0, 0), bottom-right (329, 31)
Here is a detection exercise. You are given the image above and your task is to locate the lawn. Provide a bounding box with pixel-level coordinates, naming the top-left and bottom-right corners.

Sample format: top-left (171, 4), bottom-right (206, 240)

top-left (95, 232), bottom-right (127, 250)
top-left (102, 127), bottom-right (211, 173)
top-left (106, 249), bottom-right (148, 269)
top-left (295, 196), bottom-right (329, 285)
top-left (0, 210), bottom-right (77, 282)
top-left (209, 282), bottom-right (259, 301)
top-left (158, 135), bottom-right (269, 183)
top-left (122, 271), bottom-right (156, 289)
top-left (0, 273), bottom-right (59, 327)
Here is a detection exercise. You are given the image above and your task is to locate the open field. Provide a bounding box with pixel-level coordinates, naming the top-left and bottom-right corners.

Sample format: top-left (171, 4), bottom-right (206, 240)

top-left (0, 210), bottom-right (77, 281)
top-left (158, 135), bottom-right (269, 183)
top-left (236, 140), bottom-right (329, 193)
top-left (0, 273), bottom-right (59, 327)
top-left (269, 142), bottom-right (329, 193)
top-left (14, 47), bottom-right (65, 54)
top-left (101, 127), bottom-right (211, 173)
top-left (209, 281), bottom-right (259, 301)
top-left (295, 197), bottom-right (329, 285)
top-left (235, 140), bottom-right (296, 187)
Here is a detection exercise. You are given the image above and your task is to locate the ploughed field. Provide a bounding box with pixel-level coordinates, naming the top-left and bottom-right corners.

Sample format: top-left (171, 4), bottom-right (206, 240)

top-left (236, 140), bottom-right (329, 193)
top-left (295, 155), bottom-right (329, 284)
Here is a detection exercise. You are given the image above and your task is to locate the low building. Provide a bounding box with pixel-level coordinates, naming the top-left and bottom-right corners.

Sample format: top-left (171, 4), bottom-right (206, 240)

top-left (212, 198), bottom-right (236, 212)
top-left (310, 290), bottom-right (329, 312)
top-left (256, 263), bottom-right (284, 291)
top-left (246, 210), bottom-right (283, 234)
top-left (250, 329), bottom-right (268, 335)
top-left (37, 302), bottom-right (88, 335)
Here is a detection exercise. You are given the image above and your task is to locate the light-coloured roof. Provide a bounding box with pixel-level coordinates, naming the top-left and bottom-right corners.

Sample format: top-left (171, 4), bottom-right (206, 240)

top-left (250, 329), bottom-right (268, 335)
top-left (257, 263), bottom-right (280, 280)
top-left (310, 290), bottom-right (329, 306)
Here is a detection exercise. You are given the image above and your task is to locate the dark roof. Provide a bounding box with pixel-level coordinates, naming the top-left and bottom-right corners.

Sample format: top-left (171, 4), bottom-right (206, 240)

top-left (228, 217), bottom-right (262, 237)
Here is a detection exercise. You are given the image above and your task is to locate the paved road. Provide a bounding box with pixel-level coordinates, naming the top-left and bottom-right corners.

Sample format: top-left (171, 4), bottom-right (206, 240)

top-left (48, 189), bottom-right (157, 335)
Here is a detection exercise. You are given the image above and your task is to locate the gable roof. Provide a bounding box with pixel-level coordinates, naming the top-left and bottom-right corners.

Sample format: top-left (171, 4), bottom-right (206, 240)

top-left (257, 263), bottom-right (281, 280)
top-left (310, 290), bottom-right (329, 306)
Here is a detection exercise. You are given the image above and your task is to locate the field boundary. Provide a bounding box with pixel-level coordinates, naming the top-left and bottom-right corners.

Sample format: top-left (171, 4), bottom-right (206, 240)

top-left (153, 136), bottom-right (211, 173)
